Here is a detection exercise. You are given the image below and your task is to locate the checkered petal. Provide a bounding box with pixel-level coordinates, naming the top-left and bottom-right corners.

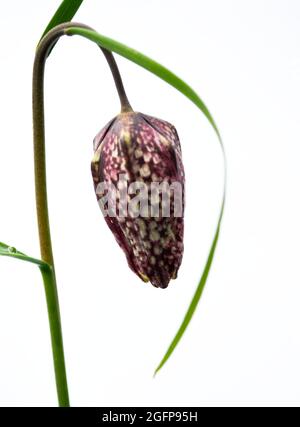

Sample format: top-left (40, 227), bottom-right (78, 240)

top-left (91, 112), bottom-right (185, 289)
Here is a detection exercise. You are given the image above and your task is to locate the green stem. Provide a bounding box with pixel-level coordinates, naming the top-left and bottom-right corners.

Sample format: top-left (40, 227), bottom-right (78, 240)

top-left (33, 24), bottom-right (69, 407)
top-left (40, 265), bottom-right (69, 406)
top-left (33, 22), bottom-right (131, 407)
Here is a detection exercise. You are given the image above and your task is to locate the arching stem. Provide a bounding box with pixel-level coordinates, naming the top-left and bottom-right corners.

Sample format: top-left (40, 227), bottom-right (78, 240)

top-left (33, 22), bottom-right (132, 407)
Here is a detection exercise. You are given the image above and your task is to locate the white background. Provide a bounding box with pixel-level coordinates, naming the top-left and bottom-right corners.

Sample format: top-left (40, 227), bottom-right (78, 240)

top-left (0, 0), bottom-right (300, 407)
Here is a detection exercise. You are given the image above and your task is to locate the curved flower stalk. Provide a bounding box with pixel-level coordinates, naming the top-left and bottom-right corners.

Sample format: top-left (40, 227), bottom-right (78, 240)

top-left (0, 0), bottom-right (226, 407)
top-left (32, 22), bottom-right (135, 407)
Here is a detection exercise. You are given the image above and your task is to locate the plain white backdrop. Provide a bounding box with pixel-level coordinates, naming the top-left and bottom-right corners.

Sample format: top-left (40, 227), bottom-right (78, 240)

top-left (0, 0), bottom-right (300, 407)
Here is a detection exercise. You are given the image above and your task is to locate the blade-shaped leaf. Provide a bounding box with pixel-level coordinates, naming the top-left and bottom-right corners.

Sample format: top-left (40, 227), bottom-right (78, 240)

top-left (154, 200), bottom-right (225, 374)
top-left (64, 27), bottom-right (226, 374)
top-left (41, 0), bottom-right (84, 41)
top-left (0, 241), bottom-right (50, 269)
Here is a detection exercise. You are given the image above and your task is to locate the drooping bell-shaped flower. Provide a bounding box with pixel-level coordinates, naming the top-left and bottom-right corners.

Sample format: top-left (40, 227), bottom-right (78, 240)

top-left (91, 112), bottom-right (185, 288)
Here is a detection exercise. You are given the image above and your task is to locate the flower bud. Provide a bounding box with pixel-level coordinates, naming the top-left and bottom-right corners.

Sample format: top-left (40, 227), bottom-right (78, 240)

top-left (91, 112), bottom-right (185, 289)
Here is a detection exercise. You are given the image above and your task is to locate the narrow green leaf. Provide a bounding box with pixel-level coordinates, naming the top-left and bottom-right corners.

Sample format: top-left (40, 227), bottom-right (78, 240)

top-left (154, 200), bottom-right (225, 375)
top-left (0, 241), bottom-right (50, 270)
top-left (41, 0), bottom-right (84, 41)
top-left (65, 27), bottom-right (226, 374)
